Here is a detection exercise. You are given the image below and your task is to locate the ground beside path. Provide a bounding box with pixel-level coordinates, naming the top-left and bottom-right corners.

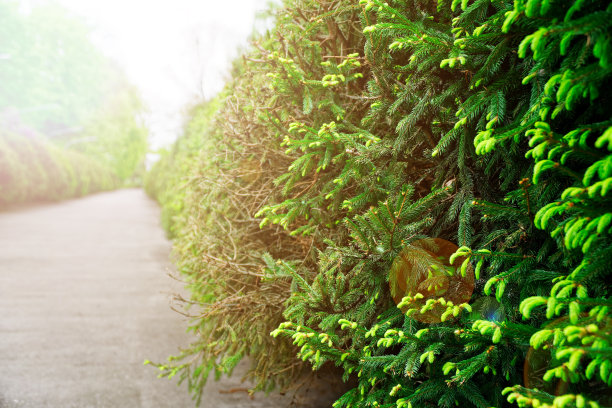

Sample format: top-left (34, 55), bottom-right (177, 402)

top-left (0, 189), bottom-right (343, 407)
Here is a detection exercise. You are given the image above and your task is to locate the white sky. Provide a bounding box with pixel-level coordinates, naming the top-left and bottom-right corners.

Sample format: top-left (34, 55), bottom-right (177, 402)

top-left (48, 0), bottom-right (272, 150)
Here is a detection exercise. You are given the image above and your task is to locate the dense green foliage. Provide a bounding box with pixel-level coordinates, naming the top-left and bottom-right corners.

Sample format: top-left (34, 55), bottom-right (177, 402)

top-left (0, 128), bottom-right (118, 207)
top-left (148, 0), bottom-right (611, 407)
top-left (146, 100), bottom-right (222, 235)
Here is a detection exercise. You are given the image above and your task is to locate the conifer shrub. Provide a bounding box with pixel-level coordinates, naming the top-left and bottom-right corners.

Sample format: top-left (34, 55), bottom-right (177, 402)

top-left (149, 0), bottom-right (611, 407)
top-left (146, 3), bottom-right (371, 399)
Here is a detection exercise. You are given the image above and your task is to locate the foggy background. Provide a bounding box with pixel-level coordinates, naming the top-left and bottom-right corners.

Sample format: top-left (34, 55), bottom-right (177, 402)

top-left (14, 0), bottom-right (272, 151)
top-left (0, 2), bottom-right (281, 404)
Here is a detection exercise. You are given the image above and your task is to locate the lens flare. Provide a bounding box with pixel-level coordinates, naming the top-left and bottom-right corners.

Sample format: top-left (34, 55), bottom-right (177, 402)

top-left (388, 238), bottom-right (474, 323)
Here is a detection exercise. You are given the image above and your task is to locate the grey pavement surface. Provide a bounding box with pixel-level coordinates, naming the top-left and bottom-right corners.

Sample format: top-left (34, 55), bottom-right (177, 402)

top-left (0, 189), bottom-right (343, 407)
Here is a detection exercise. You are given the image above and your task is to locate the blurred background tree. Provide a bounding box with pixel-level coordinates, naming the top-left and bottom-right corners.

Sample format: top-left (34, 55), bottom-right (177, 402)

top-left (0, 1), bottom-right (109, 133)
top-left (75, 84), bottom-right (148, 182)
top-left (0, 0), bottom-right (148, 183)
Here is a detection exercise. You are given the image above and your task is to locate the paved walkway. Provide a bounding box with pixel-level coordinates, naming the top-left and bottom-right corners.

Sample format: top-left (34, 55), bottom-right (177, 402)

top-left (0, 189), bottom-right (346, 408)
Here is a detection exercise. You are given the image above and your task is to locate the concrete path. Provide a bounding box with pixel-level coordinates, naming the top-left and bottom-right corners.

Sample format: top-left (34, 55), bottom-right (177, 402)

top-left (0, 189), bottom-right (343, 407)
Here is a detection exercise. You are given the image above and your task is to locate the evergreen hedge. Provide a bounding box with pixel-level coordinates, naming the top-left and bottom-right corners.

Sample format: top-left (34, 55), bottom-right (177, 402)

top-left (0, 129), bottom-right (118, 206)
top-left (147, 0), bottom-right (612, 407)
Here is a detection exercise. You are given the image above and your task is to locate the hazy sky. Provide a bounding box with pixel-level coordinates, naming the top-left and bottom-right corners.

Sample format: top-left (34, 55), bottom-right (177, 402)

top-left (45, 0), bottom-right (272, 149)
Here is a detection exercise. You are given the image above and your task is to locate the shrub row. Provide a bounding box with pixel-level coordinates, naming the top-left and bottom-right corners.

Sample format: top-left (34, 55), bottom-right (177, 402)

top-left (0, 129), bottom-right (118, 207)
top-left (147, 1), bottom-right (612, 407)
